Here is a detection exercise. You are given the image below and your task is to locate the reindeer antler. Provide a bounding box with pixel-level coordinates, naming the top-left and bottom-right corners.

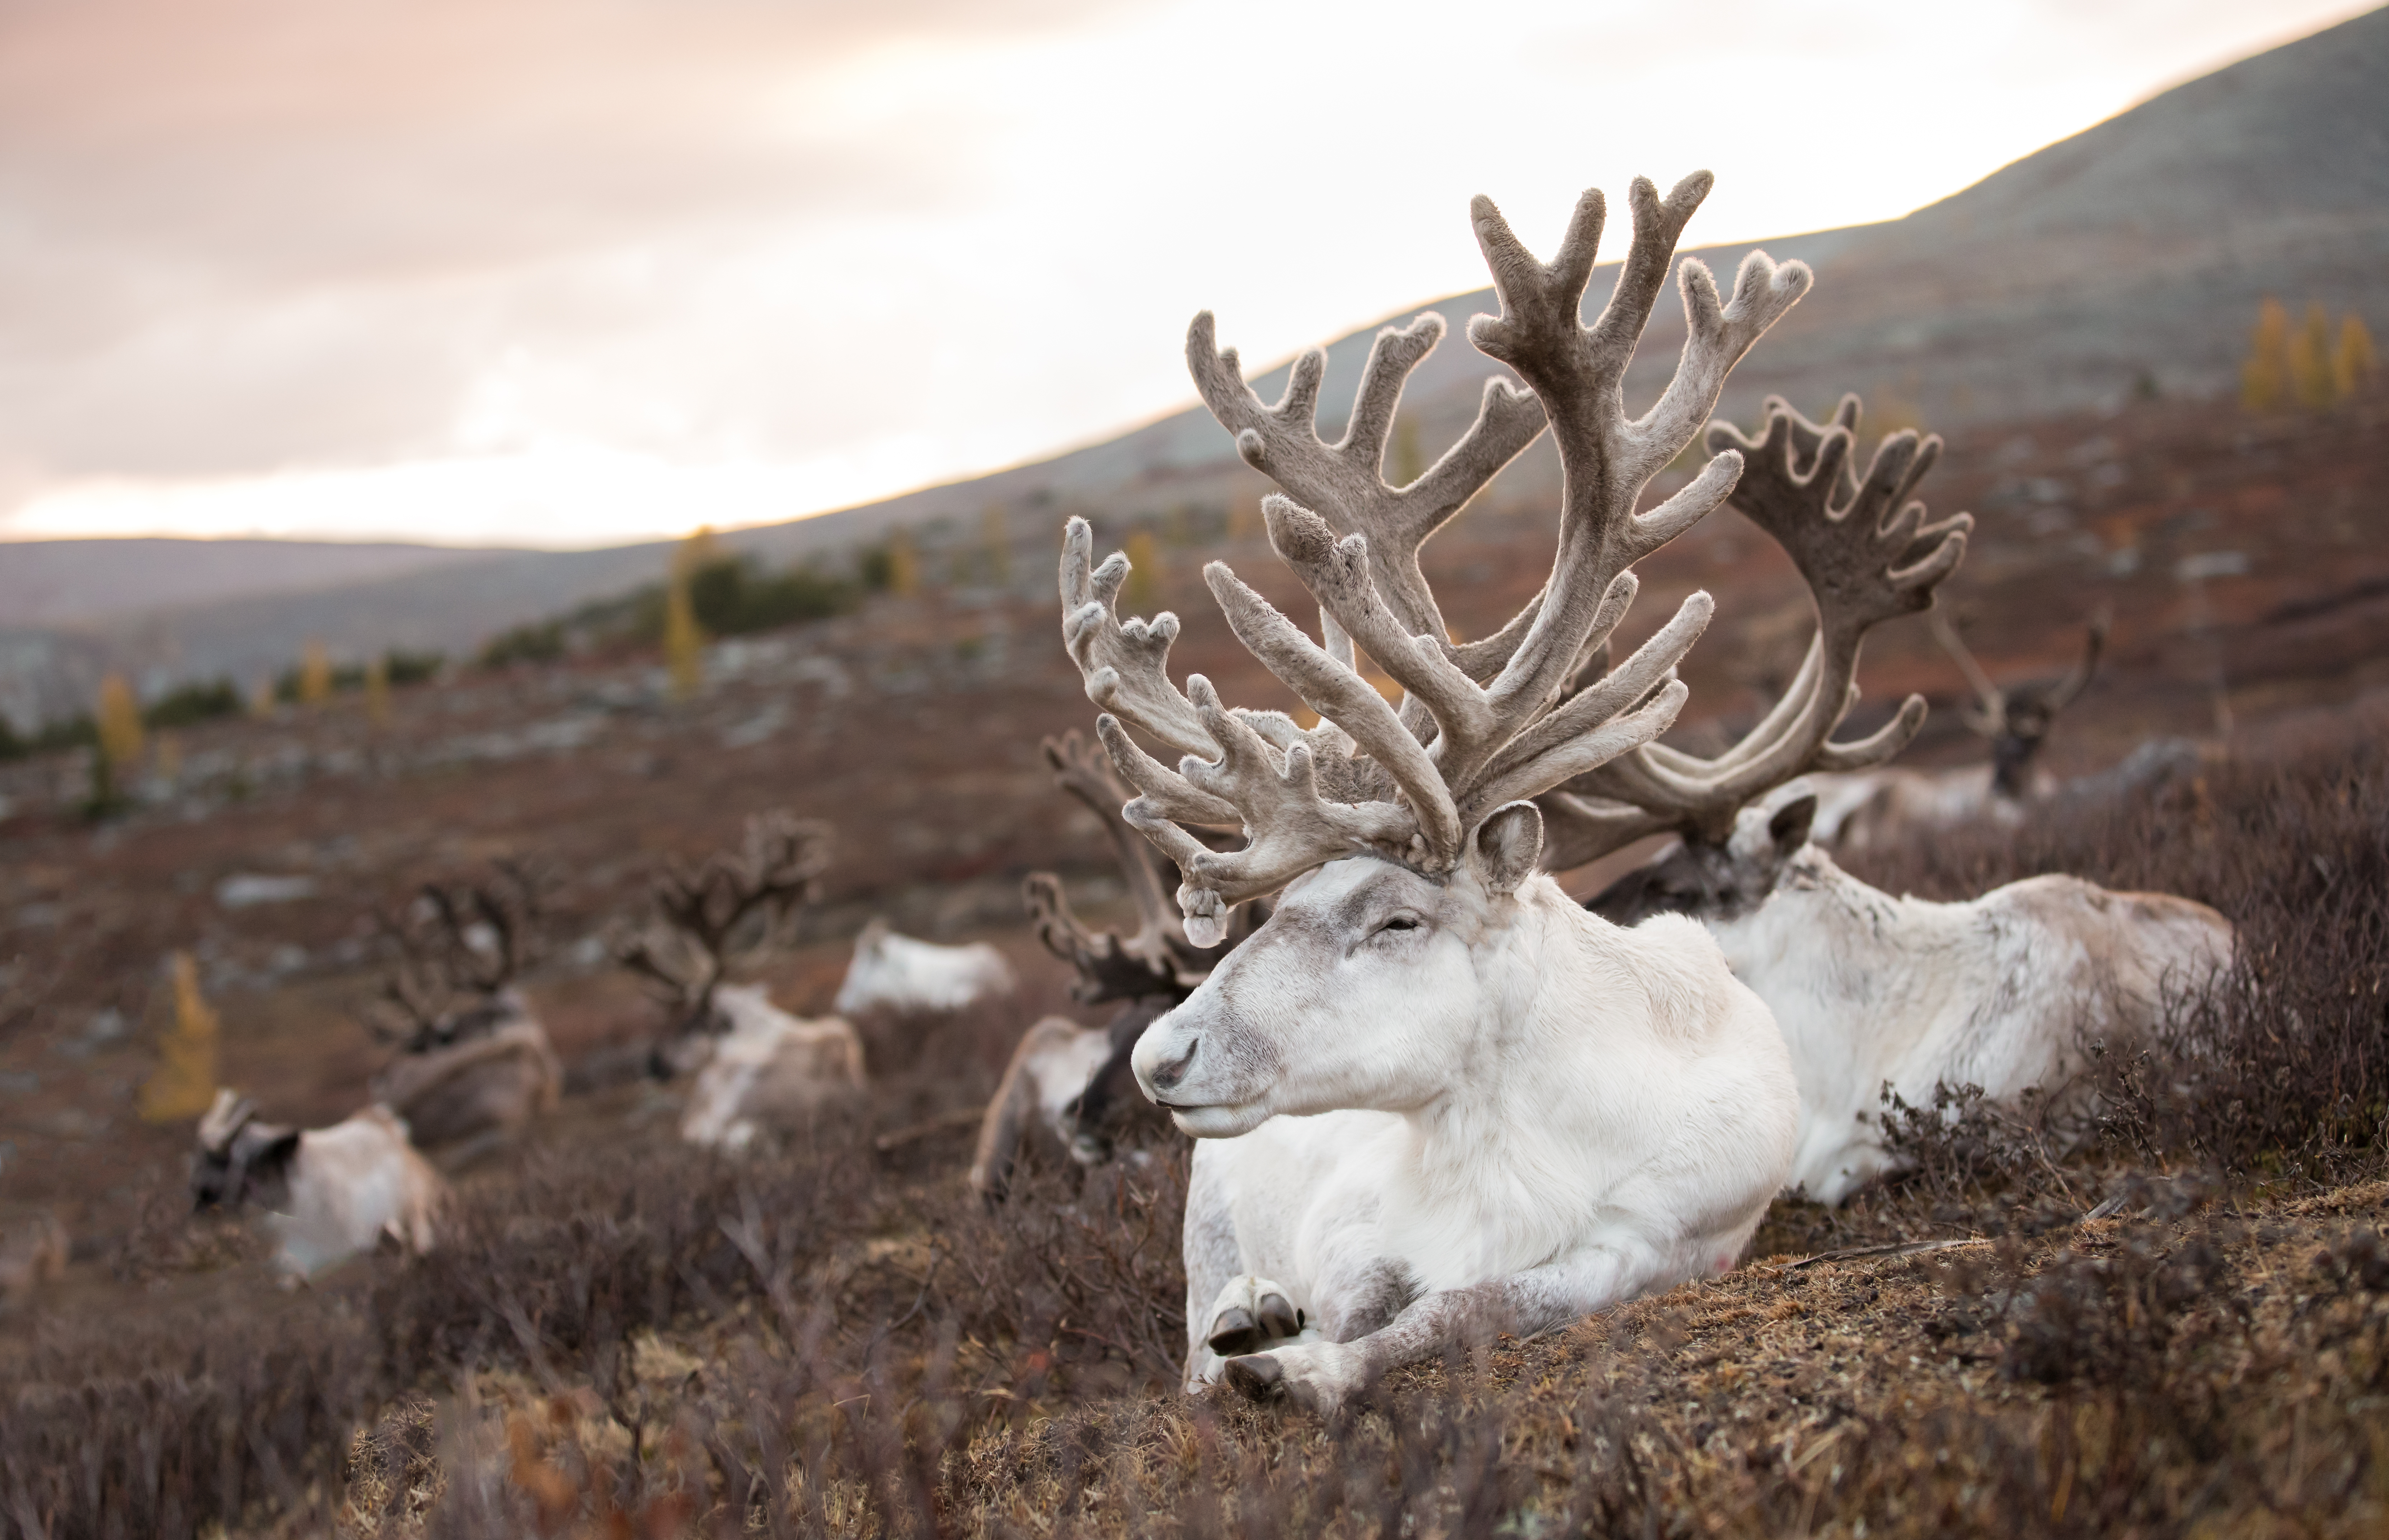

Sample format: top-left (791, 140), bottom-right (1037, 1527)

top-left (1066, 176), bottom-right (1813, 941)
top-left (612, 812), bottom-right (831, 1005)
top-left (369, 862), bottom-right (545, 1047)
top-left (1023, 730), bottom-right (1212, 1002)
top-left (1543, 394), bottom-right (1973, 862)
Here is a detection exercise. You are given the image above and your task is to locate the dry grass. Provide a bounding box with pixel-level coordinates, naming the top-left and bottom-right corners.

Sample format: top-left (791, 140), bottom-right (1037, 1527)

top-left (6, 734), bottom-right (2389, 1536)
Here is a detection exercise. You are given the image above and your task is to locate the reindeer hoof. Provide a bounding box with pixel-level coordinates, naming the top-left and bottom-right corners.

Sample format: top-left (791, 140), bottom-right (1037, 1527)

top-left (1224, 1354), bottom-right (1284, 1400)
top-left (1258, 1292), bottom-right (1301, 1339)
top-left (1207, 1306), bottom-right (1262, 1356)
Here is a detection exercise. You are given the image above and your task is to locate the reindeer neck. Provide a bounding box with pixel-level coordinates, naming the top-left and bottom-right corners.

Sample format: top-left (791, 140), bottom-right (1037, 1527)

top-left (1393, 880), bottom-right (1647, 1209)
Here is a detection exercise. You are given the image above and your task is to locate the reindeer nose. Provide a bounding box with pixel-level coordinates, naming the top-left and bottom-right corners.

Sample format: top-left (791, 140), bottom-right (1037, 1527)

top-left (1147, 1039), bottom-right (1197, 1094)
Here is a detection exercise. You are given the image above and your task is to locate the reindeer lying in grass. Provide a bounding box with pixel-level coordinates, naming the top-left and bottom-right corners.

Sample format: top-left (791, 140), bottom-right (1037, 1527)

top-left (834, 919), bottom-right (1015, 1018)
top-left (191, 1089), bottom-right (447, 1280)
top-left (970, 730), bottom-right (1261, 1198)
top-left (1068, 174), bottom-right (1853, 1413)
top-left (614, 813), bottom-right (866, 1152)
top-left (1578, 396), bottom-right (2235, 1202)
top-left (365, 865), bottom-right (562, 1165)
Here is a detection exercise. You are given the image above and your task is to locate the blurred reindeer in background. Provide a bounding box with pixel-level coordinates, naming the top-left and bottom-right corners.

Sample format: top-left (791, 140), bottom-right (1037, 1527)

top-left (365, 863), bottom-right (561, 1165)
top-left (191, 1088), bottom-right (446, 1281)
top-left (1806, 588), bottom-right (2111, 851)
top-left (970, 730), bottom-right (1261, 1198)
top-left (613, 812), bottom-right (865, 1152)
top-left (833, 919), bottom-right (1016, 1018)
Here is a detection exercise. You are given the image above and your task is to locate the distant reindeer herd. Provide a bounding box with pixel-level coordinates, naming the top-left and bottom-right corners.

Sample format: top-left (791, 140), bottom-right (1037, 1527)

top-left (99, 172), bottom-right (2234, 1416)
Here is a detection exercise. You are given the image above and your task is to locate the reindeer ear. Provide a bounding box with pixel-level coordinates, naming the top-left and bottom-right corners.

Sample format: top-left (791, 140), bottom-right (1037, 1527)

top-left (1767, 793), bottom-right (1816, 854)
top-left (1473, 803), bottom-right (1544, 896)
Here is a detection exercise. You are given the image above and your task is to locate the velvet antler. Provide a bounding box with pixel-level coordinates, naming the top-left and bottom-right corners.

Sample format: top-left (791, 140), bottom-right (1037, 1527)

top-left (1064, 175), bottom-right (1813, 938)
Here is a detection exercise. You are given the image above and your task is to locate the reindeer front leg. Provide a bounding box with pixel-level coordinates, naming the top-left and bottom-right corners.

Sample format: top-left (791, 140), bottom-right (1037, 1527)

top-left (1220, 1244), bottom-right (1667, 1416)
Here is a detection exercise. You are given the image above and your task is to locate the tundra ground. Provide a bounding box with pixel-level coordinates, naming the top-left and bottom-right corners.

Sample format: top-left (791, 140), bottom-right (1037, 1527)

top-left (2, 392), bottom-right (2386, 1536)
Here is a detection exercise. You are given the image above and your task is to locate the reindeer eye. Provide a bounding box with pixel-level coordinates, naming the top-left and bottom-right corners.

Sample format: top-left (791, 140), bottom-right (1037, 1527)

top-left (1376, 915), bottom-right (1422, 936)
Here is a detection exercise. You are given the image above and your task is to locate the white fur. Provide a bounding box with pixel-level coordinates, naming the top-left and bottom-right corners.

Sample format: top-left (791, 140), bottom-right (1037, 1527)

top-left (263, 1107), bottom-right (447, 1279)
top-left (1701, 797), bottom-right (2234, 1202)
top-left (1132, 847), bottom-right (1798, 1414)
top-left (680, 984), bottom-right (868, 1151)
top-left (832, 919), bottom-right (1016, 1017)
top-left (1806, 766), bottom-right (2020, 853)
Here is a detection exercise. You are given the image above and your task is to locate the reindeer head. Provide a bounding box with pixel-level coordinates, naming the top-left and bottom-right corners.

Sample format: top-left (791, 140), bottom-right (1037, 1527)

top-left (1058, 176), bottom-right (1818, 1134)
top-left (1586, 787), bottom-right (1820, 928)
top-left (611, 812), bottom-right (830, 1061)
top-left (189, 1088), bottom-right (299, 1214)
top-left (1932, 608), bottom-right (2106, 798)
top-left (369, 863), bottom-right (543, 1053)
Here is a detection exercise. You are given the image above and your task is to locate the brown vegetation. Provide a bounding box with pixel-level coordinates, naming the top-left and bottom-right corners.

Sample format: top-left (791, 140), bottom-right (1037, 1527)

top-left (0, 720), bottom-right (2384, 1536)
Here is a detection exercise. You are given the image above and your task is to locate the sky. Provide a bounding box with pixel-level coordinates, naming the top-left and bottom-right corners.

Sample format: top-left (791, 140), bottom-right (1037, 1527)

top-left (0, 0), bottom-right (2373, 550)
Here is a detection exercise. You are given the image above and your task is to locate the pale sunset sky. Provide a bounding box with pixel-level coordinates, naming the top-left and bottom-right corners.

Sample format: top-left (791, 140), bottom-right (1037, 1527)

top-left (0, 0), bottom-right (2371, 549)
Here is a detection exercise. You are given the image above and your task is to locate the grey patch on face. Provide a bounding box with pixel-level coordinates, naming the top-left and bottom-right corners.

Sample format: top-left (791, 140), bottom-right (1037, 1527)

top-left (1585, 839), bottom-right (1760, 925)
top-left (1328, 1258), bottom-right (1424, 1339)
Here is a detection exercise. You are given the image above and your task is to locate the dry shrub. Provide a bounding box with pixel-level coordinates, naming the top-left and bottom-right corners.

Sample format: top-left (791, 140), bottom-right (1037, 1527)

top-left (11, 738), bottom-right (2389, 1537)
top-left (1843, 734), bottom-right (2389, 1195)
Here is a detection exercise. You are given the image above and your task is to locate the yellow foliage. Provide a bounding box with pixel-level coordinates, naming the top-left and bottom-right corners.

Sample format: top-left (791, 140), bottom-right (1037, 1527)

top-left (887, 528), bottom-right (920, 598)
top-left (2336, 315), bottom-right (2379, 398)
top-left (2242, 297), bottom-right (2290, 411)
top-left (672, 524), bottom-right (722, 580)
top-left (297, 641), bottom-right (333, 706)
top-left (2290, 302), bottom-right (2336, 409)
top-left (1123, 530), bottom-right (1162, 614)
top-left (664, 573), bottom-right (703, 701)
top-left (94, 673), bottom-right (143, 770)
top-left (364, 656), bottom-right (391, 727)
top-left (139, 951), bottom-right (220, 1124)
top-left (248, 676), bottom-right (277, 718)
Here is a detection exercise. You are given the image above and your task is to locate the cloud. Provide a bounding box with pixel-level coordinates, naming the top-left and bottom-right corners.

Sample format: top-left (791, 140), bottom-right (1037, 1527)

top-left (0, 0), bottom-right (2370, 542)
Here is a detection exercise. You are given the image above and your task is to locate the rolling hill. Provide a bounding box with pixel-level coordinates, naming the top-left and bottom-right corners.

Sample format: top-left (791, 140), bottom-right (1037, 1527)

top-left (4, 4), bottom-right (2384, 724)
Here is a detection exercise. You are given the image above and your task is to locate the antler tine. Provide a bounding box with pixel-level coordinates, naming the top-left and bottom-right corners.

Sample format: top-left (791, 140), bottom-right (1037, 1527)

top-left (1929, 608), bottom-right (2006, 735)
top-left (1042, 731), bottom-right (1184, 958)
top-left (1562, 394), bottom-right (1973, 847)
top-left (1022, 871), bottom-right (1182, 1003)
top-left (1060, 518), bottom-right (1216, 761)
top-left (2041, 616), bottom-right (2107, 714)
top-left (1462, 178), bottom-right (1810, 740)
top-left (1187, 310), bottom-right (1547, 641)
top-left (608, 913), bottom-right (712, 1001)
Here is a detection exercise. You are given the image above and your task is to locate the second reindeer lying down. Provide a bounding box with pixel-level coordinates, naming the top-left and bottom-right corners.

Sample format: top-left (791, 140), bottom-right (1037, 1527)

top-left (614, 813), bottom-right (867, 1151)
top-left (1580, 396), bottom-right (2234, 1202)
top-left (1064, 174), bottom-right (1884, 1413)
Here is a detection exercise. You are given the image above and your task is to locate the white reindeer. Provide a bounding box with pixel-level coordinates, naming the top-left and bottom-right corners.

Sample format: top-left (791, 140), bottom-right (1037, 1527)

top-left (1065, 175), bottom-right (1929, 1414)
top-left (832, 918), bottom-right (1014, 1017)
top-left (365, 867), bottom-right (563, 1163)
top-left (1592, 786), bottom-right (2232, 1202)
top-left (191, 1089), bottom-right (447, 1280)
top-left (1579, 396), bottom-right (2233, 1202)
top-left (612, 812), bottom-right (867, 1150)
